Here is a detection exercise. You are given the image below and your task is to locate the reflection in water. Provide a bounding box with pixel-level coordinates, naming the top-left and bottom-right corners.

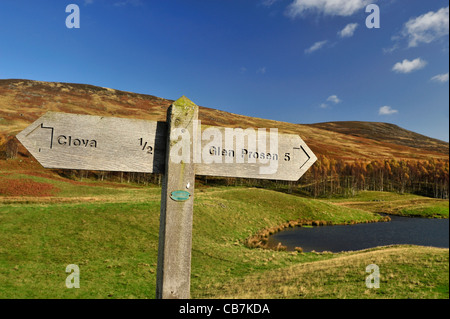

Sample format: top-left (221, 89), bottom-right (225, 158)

top-left (268, 215), bottom-right (449, 252)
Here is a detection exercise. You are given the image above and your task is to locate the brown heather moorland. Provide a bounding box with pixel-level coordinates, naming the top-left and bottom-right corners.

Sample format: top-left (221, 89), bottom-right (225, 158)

top-left (0, 79), bottom-right (448, 199)
top-left (0, 78), bottom-right (448, 162)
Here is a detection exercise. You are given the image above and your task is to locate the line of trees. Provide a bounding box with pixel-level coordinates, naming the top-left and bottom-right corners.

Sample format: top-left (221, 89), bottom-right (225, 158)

top-left (2, 137), bottom-right (448, 199)
top-left (297, 155), bottom-right (449, 199)
top-left (63, 155), bottom-right (448, 199)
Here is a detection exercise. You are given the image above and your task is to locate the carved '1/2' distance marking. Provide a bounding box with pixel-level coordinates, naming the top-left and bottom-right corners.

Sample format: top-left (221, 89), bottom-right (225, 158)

top-left (139, 138), bottom-right (153, 154)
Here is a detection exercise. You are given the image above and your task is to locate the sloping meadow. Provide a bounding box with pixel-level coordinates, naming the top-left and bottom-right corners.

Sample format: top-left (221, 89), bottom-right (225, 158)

top-left (3, 186), bottom-right (445, 299)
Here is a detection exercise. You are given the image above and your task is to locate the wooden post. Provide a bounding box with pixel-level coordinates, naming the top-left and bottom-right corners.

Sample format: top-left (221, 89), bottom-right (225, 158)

top-left (156, 96), bottom-right (198, 299)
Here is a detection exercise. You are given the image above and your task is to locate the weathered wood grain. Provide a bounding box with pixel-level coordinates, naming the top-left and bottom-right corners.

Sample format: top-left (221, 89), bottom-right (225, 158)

top-left (156, 96), bottom-right (198, 299)
top-left (16, 112), bottom-right (167, 173)
top-left (194, 127), bottom-right (316, 181)
top-left (17, 112), bottom-right (316, 181)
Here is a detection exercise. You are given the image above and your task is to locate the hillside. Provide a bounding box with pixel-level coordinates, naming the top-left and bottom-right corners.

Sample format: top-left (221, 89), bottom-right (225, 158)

top-left (0, 79), bottom-right (448, 162)
top-left (0, 186), bottom-right (448, 298)
top-left (308, 121), bottom-right (448, 155)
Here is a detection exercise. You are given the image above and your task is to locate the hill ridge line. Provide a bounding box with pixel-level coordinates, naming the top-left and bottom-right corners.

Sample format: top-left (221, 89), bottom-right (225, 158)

top-left (0, 78), bottom-right (448, 161)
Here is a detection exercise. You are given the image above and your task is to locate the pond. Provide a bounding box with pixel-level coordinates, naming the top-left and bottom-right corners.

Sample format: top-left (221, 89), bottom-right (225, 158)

top-left (267, 215), bottom-right (449, 252)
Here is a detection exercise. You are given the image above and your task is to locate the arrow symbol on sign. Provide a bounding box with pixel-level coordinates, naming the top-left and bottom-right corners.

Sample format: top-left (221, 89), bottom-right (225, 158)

top-left (27, 123), bottom-right (54, 151)
top-left (293, 145), bottom-right (311, 170)
top-left (22, 123), bottom-right (54, 152)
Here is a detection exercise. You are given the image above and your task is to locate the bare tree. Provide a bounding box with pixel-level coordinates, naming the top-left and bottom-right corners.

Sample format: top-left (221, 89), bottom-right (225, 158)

top-left (5, 137), bottom-right (18, 159)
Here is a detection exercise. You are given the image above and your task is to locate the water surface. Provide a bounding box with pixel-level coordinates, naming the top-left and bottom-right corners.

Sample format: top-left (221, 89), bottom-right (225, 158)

top-left (268, 215), bottom-right (449, 252)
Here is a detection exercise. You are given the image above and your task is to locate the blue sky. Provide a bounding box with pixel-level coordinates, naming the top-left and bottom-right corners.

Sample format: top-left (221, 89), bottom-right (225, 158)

top-left (1, 0), bottom-right (449, 141)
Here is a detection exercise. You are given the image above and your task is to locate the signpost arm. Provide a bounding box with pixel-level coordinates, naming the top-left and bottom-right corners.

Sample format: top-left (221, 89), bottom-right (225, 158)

top-left (156, 96), bottom-right (198, 299)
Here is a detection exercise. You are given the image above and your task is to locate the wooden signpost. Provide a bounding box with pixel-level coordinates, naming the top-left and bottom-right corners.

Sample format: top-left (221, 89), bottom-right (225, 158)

top-left (16, 96), bottom-right (317, 299)
top-left (16, 112), bottom-right (168, 173)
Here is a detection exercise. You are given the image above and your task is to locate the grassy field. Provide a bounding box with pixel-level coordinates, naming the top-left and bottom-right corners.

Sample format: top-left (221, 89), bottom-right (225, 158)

top-left (0, 177), bottom-right (448, 299)
top-left (212, 245), bottom-right (449, 299)
top-left (328, 191), bottom-right (449, 218)
top-left (0, 80), bottom-right (448, 301)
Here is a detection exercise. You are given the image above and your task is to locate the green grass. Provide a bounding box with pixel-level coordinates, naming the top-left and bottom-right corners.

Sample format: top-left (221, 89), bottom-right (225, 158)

top-left (0, 187), bottom-right (448, 299)
top-left (327, 191), bottom-right (449, 218)
top-left (211, 245), bottom-right (449, 299)
top-left (0, 172), bottom-right (159, 202)
top-left (0, 201), bottom-right (160, 298)
top-left (399, 205), bottom-right (449, 218)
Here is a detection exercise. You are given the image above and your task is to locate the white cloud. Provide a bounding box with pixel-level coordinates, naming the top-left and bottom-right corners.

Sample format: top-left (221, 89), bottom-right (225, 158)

top-left (305, 40), bottom-right (328, 54)
top-left (402, 6), bottom-right (449, 48)
top-left (392, 58), bottom-right (427, 74)
top-left (379, 106), bottom-right (398, 115)
top-left (287, 0), bottom-right (373, 17)
top-left (320, 95), bottom-right (341, 109)
top-left (257, 67), bottom-right (267, 74)
top-left (382, 43), bottom-right (399, 54)
top-left (327, 95), bottom-right (341, 104)
top-left (261, 0), bottom-right (279, 7)
top-left (338, 23), bottom-right (359, 38)
top-left (431, 72), bottom-right (449, 83)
